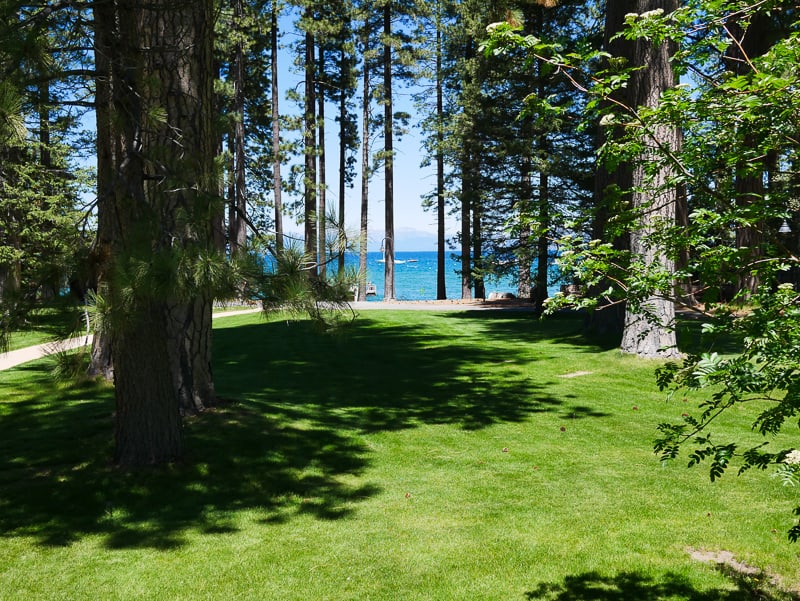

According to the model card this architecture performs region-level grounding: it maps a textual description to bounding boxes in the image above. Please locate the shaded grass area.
[1,309,799,600]
[0,368,374,550]
[4,301,255,352]
[214,311,594,433]
[4,299,86,351]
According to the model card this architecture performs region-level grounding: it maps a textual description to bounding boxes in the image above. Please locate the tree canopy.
[4,2,800,544]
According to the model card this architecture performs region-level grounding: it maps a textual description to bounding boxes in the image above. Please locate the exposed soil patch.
[688,547,800,599]
[558,371,593,378]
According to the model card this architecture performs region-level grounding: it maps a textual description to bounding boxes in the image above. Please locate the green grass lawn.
[3,300,87,351]
[3,302,255,352]
[1,309,799,600]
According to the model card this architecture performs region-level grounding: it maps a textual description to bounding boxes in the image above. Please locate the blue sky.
[277,15,456,252]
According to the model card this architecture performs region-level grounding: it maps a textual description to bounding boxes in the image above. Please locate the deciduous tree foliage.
[488,0,800,536]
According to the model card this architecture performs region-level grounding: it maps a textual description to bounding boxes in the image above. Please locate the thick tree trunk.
[619,0,679,359]
[585,0,634,339]
[166,295,215,414]
[113,301,181,465]
[103,0,217,464]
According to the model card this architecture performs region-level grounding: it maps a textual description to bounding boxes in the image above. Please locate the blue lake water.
[338,251,560,301]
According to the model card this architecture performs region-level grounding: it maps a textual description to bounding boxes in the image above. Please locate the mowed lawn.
[1,309,799,600]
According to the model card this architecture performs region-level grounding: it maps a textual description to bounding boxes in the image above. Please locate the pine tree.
[271,0,285,252]
[0,2,88,348]
[95,0,220,464]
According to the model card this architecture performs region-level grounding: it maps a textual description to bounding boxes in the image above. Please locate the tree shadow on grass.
[443,310,623,352]
[447,308,744,358]
[524,569,798,600]
[674,316,744,357]
[0,366,376,550]
[213,313,582,434]
[0,310,604,550]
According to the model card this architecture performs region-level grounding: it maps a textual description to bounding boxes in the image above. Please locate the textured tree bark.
[230,0,248,255]
[166,296,215,415]
[619,0,680,359]
[113,301,181,465]
[87,0,116,380]
[102,0,217,464]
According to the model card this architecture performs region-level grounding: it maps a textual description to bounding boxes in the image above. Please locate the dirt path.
[0,308,263,372]
[0,336,93,372]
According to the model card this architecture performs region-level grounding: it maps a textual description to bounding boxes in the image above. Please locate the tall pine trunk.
[357,23,371,302]
[472,191,484,299]
[533,168,550,312]
[88,0,116,380]
[303,25,318,277]
[460,148,473,300]
[338,46,348,275]
[230,0,247,254]
[619,0,680,359]
[435,19,446,300]
[271,2,284,253]
[518,120,533,300]
[382,5,395,301]
[318,45,327,280]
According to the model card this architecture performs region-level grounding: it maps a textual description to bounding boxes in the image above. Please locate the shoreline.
[350,298,537,311]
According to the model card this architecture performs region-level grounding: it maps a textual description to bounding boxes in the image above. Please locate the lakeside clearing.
[1,309,798,600]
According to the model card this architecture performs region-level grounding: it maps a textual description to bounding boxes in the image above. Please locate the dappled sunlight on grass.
[214,311,581,433]
[523,570,793,601]
[0,364,376,550]
[1,310,798,600]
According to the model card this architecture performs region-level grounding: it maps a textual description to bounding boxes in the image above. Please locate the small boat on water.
[377,259,406,264]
